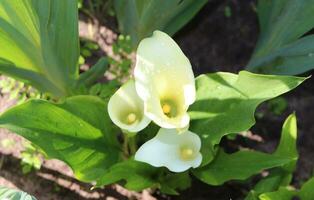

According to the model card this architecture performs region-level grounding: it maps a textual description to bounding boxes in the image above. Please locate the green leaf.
[114,0,207,47]
[96,159,159,191]
[250,176,314,200]
[77,57,109,88]
[274,113,298,172]
[244,169,293,200]
[96,160,191,192]
[254,169,292,193]
[58,96,119,147]
[193,149,295,186]
[0,95,119,183]
[247,0,314,75]
[259,187,297,200]
[255,0,314,53]
[159,172,191,195]
[248,35,314,75]
[299,177,314,200]
[0,0,79,96]
[189,71,305,149]
[0,186,37,200]
[244,114,298,200]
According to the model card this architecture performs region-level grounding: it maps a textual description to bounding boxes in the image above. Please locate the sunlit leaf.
[193,150,295,186]
[96,159,159,191]
[259,187,297,200]
[189,71,305,157]
[0,96,119,182]
[244,114,298,200]
[0,0,79,96]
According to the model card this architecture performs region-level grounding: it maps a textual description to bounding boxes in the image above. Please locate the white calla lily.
[134,30,196,129]
[108,80,151,133]
[135,128,202,172]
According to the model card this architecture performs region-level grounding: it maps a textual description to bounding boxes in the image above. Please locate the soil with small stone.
[1,0,313,200]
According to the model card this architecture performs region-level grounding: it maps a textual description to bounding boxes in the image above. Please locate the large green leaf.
[0,0,79,96]
[193,113,298,186]
[189,71,305,148]
[192,150,295,186]
[0,96,119,182]
[114,0,207,47]
[96,159,159,191]
[0,186,37,200]
[244,114,298,200]
[96,159,191,193]
[247,0,314,75]
[158,172,191,195]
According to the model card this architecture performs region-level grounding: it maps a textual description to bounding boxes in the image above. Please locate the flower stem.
[122,131,138,158]
[128,136,137,155]
[122,134,129,159]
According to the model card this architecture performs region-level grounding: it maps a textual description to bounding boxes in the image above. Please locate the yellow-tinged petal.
[134,30,196,129]
[108,80,151,133]
[135,128,202,172]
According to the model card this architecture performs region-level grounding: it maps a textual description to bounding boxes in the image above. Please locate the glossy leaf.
[193,150,294,186]
[244,114,298,200]
[245,169,293,200]
[193,113,298,186]
[96,159,191,193]
[247,0,314,75]
[189,71,305,148]
[0,96,119,183]
[259,187,297,200]
[250,176,314,200]
[159,172,191,195]
[299,177,314,200]
[96,159,159,191]
[114,0,207,47]
[0,186,37,200]
[0,0,79,96]
[274,113,298,172]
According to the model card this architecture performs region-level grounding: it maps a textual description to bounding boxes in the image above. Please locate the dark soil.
[1,0,314,200]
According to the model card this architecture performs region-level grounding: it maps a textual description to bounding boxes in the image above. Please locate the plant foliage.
[114,0,208,47]
[0,72,305,191]
[0,186,37,200]
[247,0,314,75]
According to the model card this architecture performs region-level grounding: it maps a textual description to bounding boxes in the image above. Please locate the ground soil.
[0,0,313,200]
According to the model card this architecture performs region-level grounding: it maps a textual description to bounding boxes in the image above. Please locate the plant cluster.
[0,0,313,199]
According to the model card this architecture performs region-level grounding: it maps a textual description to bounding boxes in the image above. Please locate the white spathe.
[135,128,202,172]
[134,30,196,129]
[108,80,151,133]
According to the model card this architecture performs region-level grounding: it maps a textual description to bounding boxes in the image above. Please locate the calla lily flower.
[108,80,151,133]
[134,30,196,129]
[135,128,202,172]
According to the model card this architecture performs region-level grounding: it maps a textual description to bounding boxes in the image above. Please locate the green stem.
[128,136,137,155]
[122,134,129,159]
[122,131,138,158]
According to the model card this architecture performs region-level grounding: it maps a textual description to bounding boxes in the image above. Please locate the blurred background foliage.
[247,0,314,75]
[114,0,208,47]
